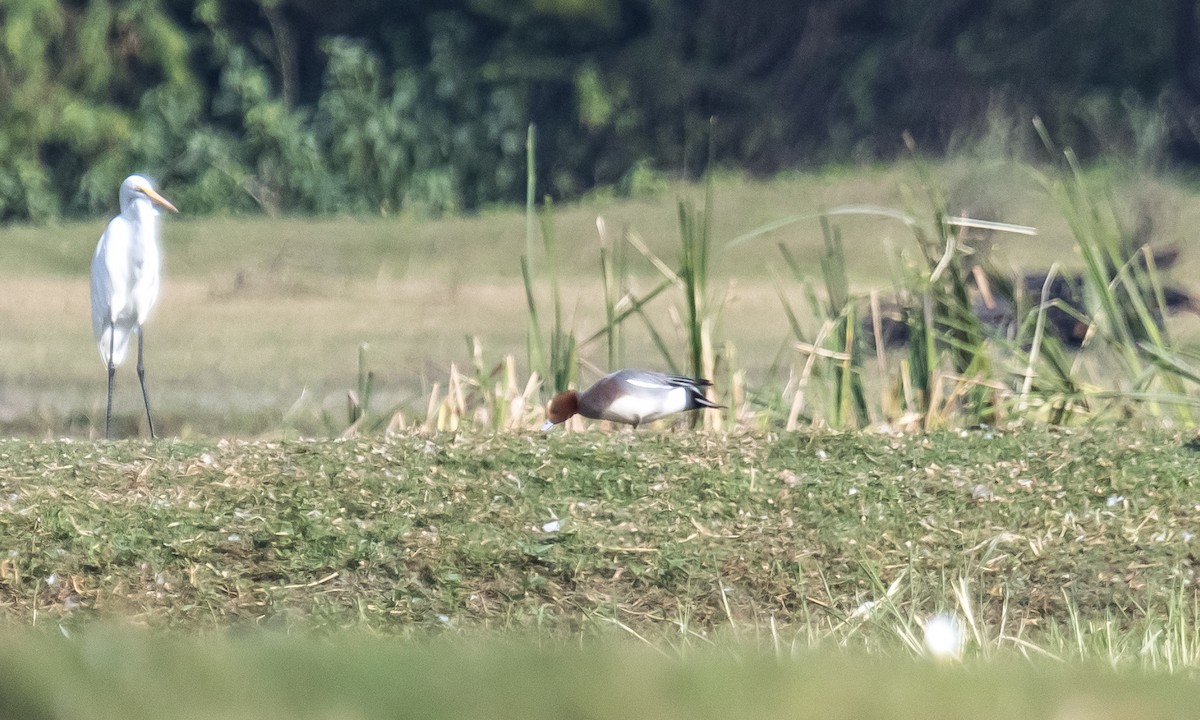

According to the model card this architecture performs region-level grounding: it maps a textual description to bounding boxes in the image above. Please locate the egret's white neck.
[124,196,161,222]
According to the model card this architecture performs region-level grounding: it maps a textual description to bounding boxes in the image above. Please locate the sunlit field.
[6,161,1200,717]
[4,161,1200,437]
[5,170,912,436]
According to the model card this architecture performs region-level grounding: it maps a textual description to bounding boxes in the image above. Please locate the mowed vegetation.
[4,427,1198,646]
[3,428,1200,717]
[6,162,1200,715]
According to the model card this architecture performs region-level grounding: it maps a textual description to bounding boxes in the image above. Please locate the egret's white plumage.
[90,174,177,438]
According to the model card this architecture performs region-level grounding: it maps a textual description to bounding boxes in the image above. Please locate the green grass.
[1,428,1200,716]
[10,160,1200,716]
[5,631,1200,720]
[5,163,1200,437]
[1,428,1197,653]
[7,161,1200,715]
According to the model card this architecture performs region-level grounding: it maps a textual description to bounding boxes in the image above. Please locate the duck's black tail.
[665,374,725,410]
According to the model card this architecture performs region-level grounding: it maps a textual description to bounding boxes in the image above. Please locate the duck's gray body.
[577,370,719,427]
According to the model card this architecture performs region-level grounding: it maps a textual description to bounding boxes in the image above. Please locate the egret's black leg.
[136,327,156,439]
[106,320,116,440]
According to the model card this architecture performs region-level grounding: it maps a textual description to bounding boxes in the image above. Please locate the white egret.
[90,174,178,439]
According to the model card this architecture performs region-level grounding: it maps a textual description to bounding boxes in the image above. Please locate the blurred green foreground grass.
[2,630,1200,720]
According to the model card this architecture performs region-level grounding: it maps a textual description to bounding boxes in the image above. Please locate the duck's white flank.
[599,385,689,425]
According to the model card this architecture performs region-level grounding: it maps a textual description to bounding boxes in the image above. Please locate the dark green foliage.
[2,0,1199,220]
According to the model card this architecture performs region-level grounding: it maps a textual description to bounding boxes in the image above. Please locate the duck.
[542,369,722,430]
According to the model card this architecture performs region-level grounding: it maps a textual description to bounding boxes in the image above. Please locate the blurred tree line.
[3,0,1200,220]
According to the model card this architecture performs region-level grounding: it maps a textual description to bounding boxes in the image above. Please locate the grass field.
[4,161,1200,437]
[1,429,1197,650]
[2,428,1200,716]
[5,161,1200,716]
